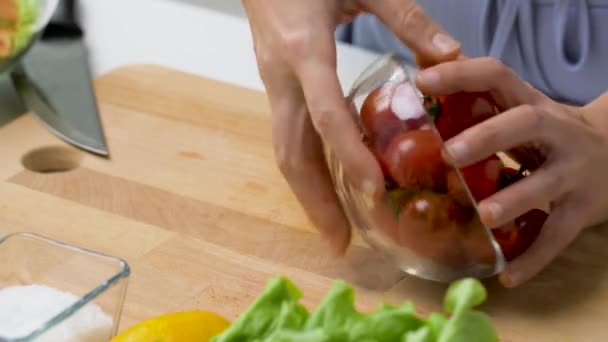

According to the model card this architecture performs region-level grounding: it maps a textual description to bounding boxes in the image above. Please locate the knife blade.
[10,0,109,156]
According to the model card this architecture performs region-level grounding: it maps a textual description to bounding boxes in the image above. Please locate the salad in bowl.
[0,0,58,73]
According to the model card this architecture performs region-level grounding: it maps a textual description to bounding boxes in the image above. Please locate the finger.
[272,101,352,255]
[255,34,358,255]
[478,165,573,227]
[416,57,544,108]
[361,0,461,67]
[442,105,556,168]
[499,197,584,287]
[261,62,353,255]
[287,157,353,255]
[295,41,384,197]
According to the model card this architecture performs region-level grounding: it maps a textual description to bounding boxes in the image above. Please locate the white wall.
[175,0,245,17]
[76,0,380,93]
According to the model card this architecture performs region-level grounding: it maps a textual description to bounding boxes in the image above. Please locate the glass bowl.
[0,232,130,342]
[0,0,59,74]
[325,54,507,282]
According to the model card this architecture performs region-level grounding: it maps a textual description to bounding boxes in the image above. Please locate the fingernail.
[485,201,504,222]
[416,69,440,88]
[445,140,468,164]
[498,272,512,287]
[432,33,460,54]
[500,269,520,288]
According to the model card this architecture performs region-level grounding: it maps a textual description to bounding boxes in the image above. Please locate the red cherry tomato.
[446,171,468,206]
[434,92,499,140]
[364,139,392,176]
[360,83,405,153]
[382,130,446,191]
[360,83,407,176]
[459,217,504,266]
[396,191,468,259]
[447,155,503,204]
[492,209,547,261]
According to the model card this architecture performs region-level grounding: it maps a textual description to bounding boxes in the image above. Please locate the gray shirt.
[336,0,608,105]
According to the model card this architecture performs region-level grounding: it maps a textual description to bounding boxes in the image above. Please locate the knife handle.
[52,0,76,24]
[44,0,82,39]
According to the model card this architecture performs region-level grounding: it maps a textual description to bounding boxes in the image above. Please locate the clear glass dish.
[325,54,507,282]
[0,232,130,342]
[0,0,59,74]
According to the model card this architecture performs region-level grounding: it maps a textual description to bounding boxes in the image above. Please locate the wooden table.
[1,65,607,341]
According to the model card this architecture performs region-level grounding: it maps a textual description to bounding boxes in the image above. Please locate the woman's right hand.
[242,0,461,255]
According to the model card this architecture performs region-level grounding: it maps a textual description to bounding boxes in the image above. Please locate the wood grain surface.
[0,65,607,341]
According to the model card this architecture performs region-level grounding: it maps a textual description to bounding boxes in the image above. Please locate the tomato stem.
[423,96,442,121]
[498,165,527,190]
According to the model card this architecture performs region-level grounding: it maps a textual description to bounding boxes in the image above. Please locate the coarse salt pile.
[0,284,113,342]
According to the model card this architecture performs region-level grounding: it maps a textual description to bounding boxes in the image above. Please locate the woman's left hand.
[416,57,608,288]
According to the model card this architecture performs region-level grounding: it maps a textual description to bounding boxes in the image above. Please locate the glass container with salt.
[0,232,130,342]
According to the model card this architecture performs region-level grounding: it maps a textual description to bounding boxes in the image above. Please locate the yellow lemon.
[110,310,230,342]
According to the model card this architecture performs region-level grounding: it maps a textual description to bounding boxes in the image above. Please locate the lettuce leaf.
[11,0,40,53]
[211,277,498,342]
[438,278,497,342]
[211,277,309,342]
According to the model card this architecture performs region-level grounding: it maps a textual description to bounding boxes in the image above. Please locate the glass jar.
[324,54,507,282]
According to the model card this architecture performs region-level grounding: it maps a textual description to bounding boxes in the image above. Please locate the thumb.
[361,0,461,67]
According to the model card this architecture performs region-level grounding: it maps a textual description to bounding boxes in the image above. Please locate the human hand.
[242,0,461,254]
[416,57,608,287]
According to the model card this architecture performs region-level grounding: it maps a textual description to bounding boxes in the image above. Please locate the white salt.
[0,284,113,342]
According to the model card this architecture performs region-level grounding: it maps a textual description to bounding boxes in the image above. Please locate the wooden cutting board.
[0,65,607,341]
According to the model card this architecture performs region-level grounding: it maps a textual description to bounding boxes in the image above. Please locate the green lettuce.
[11,0,40,53]
[0,0,40,56]
[211,277,498,342]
